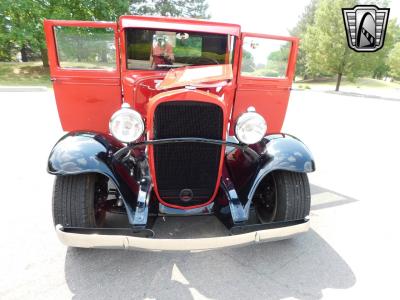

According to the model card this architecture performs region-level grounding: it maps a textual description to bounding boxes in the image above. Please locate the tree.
[289,0,320,79]
[130,0,210,19]
[0,0,130,66]
[361,0,392,77]
[241,49,256,73]
[300,0,399,90]
[302,0,398,91]
[369,18,400,79]
[303,0,355,90]
[0,15,15,61]
[388,42,400,79]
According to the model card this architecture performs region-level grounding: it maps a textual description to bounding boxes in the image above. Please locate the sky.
[208,0,400,36]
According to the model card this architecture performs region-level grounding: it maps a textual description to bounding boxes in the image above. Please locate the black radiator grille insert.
[153,101,223,207]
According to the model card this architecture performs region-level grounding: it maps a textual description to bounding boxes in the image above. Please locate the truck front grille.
[153,101,223,207]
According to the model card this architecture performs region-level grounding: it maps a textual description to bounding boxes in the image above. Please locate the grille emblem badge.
[179,189,193,202]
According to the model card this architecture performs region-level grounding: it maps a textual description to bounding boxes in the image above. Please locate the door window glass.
[241,37,291,78]
[54,26,116,70]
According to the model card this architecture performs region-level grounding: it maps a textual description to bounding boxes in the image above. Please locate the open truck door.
[44,20,122,133]
[232,33,298,133]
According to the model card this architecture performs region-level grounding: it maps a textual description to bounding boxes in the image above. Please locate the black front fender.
[48,132,139,203]
[226,134,315,203]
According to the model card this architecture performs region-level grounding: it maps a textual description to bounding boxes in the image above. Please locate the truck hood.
[156,64,233,90]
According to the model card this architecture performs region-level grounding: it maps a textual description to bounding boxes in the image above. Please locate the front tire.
[254,171,311,223]
[52,174,108,227]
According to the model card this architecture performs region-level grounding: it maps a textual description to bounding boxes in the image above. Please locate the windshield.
[126,29,234,70]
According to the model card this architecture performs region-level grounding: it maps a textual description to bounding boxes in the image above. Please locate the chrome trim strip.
[55,221,309,251]
[113,137,247,161]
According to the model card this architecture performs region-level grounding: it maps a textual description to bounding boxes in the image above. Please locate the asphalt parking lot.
[1,88,399,299]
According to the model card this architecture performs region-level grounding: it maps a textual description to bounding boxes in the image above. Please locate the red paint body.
[44,16,299,209]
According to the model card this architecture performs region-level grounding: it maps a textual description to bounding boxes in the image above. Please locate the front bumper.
[55,220,310,251]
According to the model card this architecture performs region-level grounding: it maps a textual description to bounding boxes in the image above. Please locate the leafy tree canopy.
[0,0,209,65]
[0,0,130,65]
[289,0,319,78]
[301,0,399,90]
[388,42,400,79]
[130,0,210,19]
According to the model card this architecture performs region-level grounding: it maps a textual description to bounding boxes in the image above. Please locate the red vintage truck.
[44,15,315,251]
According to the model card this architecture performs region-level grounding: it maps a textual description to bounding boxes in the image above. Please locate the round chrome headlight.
[235,109,267,144]
[109,104,144,143]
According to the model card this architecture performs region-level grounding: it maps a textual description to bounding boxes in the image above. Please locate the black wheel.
[52,174,109,227]
[253,171,310,223]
